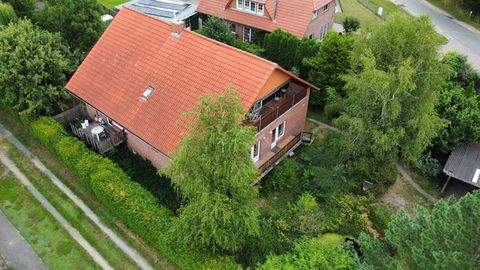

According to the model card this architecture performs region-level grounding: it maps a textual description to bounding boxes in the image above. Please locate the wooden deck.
[70,120,125,154]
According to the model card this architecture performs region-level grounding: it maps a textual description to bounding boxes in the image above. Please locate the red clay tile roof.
[198,0,332,37]
[66,8,313,156]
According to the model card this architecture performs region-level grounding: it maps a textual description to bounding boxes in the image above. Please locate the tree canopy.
[3,0,34,18]
[257,236,357,270]
[333,15,449,165]
[0,2,17,26]
[164,89,260,253]
[304,32,353,107]
[0,19,72,115]
[33,0,104,52]
[386,190,480,269]
[198,16,236,46]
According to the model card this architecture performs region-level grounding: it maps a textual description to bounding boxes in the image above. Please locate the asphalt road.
[0,210,47,270]
[391,0,480,71]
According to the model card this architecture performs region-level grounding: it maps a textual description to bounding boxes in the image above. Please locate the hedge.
[29,117,239,269]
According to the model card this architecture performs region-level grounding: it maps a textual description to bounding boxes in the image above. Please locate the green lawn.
[0,108,171,269]
[336,0,383,29]
[98,0,129,9]
[0,164,99,270]
[0,139,139,270]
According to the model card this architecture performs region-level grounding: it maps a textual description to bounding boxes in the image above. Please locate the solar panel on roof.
[131,4,175,18]
[137,0,189,11]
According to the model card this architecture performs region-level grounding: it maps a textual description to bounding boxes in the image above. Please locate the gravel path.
[0,151,114,270]
[0,123,154,270]
[0,209,46,270]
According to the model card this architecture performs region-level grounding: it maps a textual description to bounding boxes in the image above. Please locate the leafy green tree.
[0,20,72,115]
[0,2,17,26]
[263,29,298,69]
[33,0,104,52]
[335,15,448,165]
[257,237,358,270]
[304,32,353,107]
[3,0,34,17]
[263,29,319,75]
[164,89,260,253]
[386,190,480,269]
[343,17,360,33]
[433,81,480,155]
[199,16,236,46]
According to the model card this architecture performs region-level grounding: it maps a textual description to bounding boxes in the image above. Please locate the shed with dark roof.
[442,143,480,191]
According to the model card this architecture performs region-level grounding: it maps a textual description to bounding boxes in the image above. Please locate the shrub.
[29,117,239,269]
[267,158,302,191]
[416,152,441,178]
[368,203,392,235]
[342,17,360,33]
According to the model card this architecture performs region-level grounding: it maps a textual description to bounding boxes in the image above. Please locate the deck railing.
[250,85,307,131]
[70,121,125,154]
[259,133,302,173]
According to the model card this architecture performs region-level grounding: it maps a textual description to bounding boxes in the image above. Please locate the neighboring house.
[197,0,335,42]
[65,8,316,175]
[116,0,199,28]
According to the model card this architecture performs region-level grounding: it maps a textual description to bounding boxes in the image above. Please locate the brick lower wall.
[84,104,171,168]
[254,91,310,168]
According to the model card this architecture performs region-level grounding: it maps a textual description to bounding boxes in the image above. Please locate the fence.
[357,0,389,20]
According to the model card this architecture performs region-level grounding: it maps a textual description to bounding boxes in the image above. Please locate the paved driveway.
[392,0,480,71]
[0,210,46,270]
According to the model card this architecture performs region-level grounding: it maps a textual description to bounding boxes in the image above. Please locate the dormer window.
[236,0,264,16]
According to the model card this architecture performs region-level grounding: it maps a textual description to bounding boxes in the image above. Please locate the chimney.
[170,22,185,38]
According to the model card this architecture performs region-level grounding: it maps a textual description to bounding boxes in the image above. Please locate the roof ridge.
[123,7,279,69]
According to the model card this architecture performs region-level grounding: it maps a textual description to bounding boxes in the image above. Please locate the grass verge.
[336,0,383,29]
[0,164,99,269]
[0,108,171,269]
[0,139,139,270]
[98,0,129,9]
[426,0,480,30]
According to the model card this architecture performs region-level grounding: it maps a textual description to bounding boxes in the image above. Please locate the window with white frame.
[320,23,329,39]
[251,141,260,162]
[236,0,264,15]
[322,3,329,13]
[312,10,318,20]
[271,121,286,148]
[243,26,253,42]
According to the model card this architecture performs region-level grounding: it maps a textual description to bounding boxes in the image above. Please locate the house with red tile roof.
[66,8,316,174]
[197,0,335,42]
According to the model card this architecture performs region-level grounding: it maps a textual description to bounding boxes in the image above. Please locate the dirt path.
[0,123,154,270]
[0,151,113,270]
[308,118,438,204]
[396,163,437,204]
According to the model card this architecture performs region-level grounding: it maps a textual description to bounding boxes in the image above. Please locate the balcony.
[249,83,308,131]
[70,118,125,155]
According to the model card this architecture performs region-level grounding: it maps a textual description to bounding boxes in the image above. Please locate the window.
[237,0,243,9]
[251,141,260,162]
[322,3,329,13]
[244,0,250,10]
[257,4,264,15]
[141,86,154,100]
[237,0,264,16]
[312,10,318,19]
[271,121,286,148]
[320,23,329,39]
[243,27,253,42]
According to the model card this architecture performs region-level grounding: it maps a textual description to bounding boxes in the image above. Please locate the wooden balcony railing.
[250,84,307,131]
[259,133,302,173]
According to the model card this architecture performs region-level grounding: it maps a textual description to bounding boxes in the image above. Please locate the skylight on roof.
[141,86,155,100]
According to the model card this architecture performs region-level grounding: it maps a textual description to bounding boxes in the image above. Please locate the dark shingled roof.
[443,143,480,188]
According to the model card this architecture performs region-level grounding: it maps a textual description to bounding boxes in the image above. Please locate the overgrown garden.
[1,1,480,269]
